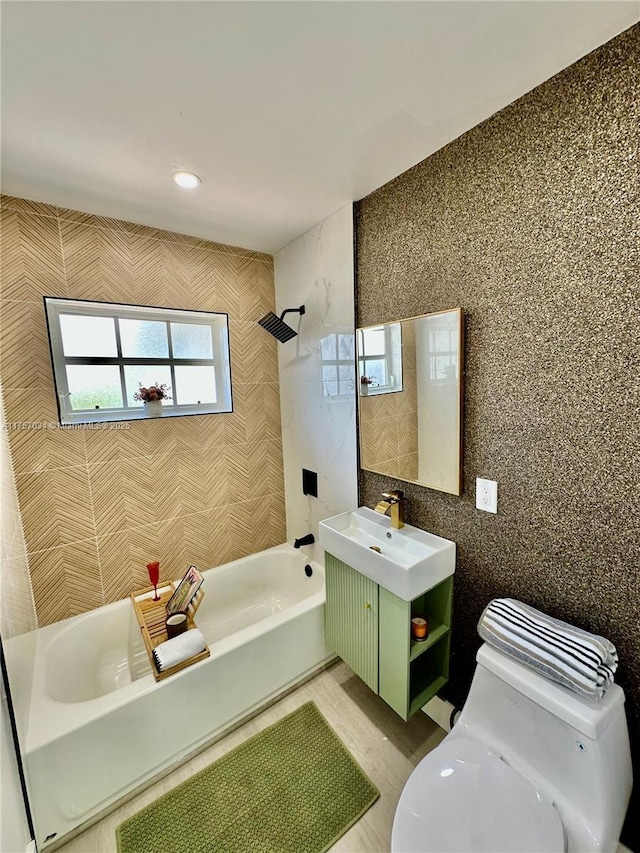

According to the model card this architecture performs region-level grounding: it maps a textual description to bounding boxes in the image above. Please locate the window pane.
[364,359,387,386]
[362,327,385,356]
[322,365,337,383]
[338,334,354,360]
[171,323,213,359]
[60,314,117,357]
[67,365,122,410]
[174,366,217,405]
[431,329,453,353]
[339,364,355,395]
[119,319,168,358]
[323,381,339,397]
[124,366,173,407]
[320,335,337,360]
[431,355,456,381]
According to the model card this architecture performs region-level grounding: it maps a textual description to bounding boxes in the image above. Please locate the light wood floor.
[55,661,446,853]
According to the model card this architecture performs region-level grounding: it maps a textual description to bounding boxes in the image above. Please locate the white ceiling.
[2,1,639,254]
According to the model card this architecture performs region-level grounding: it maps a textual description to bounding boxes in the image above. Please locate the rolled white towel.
[152,628,206,672]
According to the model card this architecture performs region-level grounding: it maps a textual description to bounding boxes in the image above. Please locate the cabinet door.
[325,553,379,693]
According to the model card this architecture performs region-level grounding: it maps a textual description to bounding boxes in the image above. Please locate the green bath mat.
[116,701,379,853]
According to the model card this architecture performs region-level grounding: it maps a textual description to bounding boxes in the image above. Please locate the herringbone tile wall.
[0,195,285,627]
[0,385,38,639]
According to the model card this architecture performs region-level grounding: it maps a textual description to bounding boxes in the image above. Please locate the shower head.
[258,305,305,343]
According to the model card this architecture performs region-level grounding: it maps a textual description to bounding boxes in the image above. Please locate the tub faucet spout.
[294,533,315,549]
[375,490,404,529]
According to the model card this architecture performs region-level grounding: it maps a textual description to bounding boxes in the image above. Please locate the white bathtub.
[4,544,333,849]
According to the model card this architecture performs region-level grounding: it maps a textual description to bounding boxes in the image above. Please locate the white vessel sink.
[318,507,455,601]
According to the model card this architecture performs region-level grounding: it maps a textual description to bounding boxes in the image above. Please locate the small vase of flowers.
[134,383,171,418]
[360,376,373,396]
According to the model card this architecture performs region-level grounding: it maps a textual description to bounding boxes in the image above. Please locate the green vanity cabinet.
[325,552,453,721]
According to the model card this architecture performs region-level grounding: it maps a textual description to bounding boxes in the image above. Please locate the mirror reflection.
[358,323,403,396]
[357,308,464,495]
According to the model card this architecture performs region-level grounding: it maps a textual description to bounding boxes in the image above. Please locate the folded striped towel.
[478,598,618,700]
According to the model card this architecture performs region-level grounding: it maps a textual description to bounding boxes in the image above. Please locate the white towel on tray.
[478,598,618,700]
[152,628,206,673]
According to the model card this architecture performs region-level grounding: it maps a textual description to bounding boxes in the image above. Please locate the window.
[357,323,403,396]
[426,323,459,383]
[44,298,232,424]
[320,333,356,398]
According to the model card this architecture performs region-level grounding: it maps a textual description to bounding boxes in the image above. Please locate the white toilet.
[392,643,633,853]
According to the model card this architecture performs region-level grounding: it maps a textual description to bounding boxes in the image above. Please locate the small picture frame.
[166,565,204,616]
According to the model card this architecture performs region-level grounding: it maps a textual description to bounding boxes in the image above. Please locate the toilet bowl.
[393,735,564,853]
[392,644,632,853]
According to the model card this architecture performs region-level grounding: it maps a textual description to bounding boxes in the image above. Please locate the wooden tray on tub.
[131,583,210,682]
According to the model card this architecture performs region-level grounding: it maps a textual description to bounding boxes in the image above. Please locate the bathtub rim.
[4,543,325,754]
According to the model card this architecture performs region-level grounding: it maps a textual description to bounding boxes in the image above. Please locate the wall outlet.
[476,477,498,513]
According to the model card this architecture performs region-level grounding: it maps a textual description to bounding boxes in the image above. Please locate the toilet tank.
[453,644,632,853]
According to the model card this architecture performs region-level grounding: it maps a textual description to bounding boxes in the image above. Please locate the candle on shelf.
[411,616,429,641]
[166,613,188,638]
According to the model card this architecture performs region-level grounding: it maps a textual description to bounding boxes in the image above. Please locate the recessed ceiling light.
[172,171,202,189]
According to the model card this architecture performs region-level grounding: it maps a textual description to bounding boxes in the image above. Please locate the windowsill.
[359,385,403,397]
[59,404,232,425]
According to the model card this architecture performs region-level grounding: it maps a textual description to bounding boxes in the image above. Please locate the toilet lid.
[391,736,565,853]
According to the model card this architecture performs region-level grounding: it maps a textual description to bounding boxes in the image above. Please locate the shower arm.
[279,305,306,322]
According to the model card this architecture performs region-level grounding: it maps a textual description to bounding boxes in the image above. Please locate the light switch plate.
[476,477,498,513]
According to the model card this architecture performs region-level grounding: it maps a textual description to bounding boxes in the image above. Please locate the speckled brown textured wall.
[357,24,640,844]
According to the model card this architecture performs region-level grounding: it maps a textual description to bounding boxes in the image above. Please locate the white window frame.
[357,323,403,396]
[44,297,233,424]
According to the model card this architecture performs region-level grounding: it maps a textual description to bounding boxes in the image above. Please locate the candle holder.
[411,615,429,641]
[166,612,188,638]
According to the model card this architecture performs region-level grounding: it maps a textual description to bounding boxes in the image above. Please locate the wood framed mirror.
[357,308,464,495]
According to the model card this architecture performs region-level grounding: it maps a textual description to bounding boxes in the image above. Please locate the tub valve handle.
[294,533,315,549]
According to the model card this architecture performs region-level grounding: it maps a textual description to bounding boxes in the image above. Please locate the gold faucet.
[375,489,405,529]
